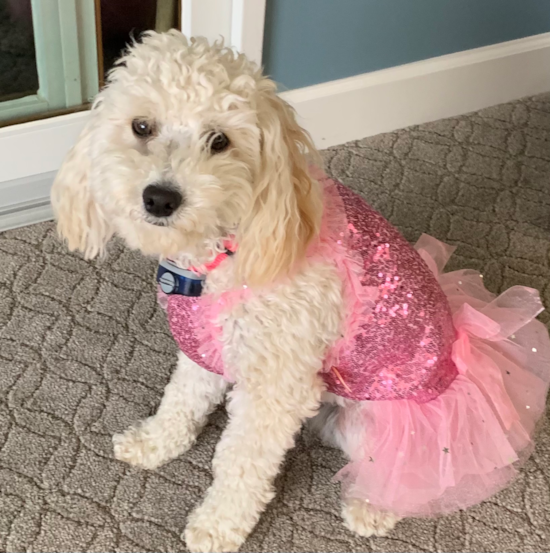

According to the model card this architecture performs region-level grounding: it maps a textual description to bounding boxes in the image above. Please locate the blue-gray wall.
[262,0,550,90]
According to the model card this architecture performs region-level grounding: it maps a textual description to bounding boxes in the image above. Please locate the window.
[0,0,180,127]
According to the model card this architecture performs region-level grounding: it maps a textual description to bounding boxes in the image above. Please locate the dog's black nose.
[142,184,183,218]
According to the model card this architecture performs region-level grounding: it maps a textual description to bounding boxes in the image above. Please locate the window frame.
[0,0,99,122]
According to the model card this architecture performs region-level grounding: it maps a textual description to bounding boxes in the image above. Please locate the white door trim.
[179,0,267,65]
[180,0,233,46]
[0,111,89,183]
[231,0,267,66]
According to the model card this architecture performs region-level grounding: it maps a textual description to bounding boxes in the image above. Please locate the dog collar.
[188,242,236,274]
[157,241,237,297]
[157,260,206,297]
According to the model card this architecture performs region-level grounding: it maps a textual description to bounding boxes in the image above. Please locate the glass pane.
[99,0,180,77]
[0,0,39,102]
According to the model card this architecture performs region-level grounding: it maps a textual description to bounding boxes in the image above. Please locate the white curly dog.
[52,31,398,552]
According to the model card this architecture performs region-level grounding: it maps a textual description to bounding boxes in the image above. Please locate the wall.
[262,0,550,90]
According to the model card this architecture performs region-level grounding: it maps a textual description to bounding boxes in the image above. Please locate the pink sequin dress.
[161,170,550,517]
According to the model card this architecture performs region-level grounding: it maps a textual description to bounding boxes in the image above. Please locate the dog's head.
[52,31,321,286]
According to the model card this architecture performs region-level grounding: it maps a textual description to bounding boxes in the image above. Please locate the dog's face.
[52,31,321,285]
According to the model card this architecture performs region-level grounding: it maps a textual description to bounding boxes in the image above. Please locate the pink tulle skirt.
[338,234,550,517]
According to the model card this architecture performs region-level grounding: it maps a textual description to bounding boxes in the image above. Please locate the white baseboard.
[1,32,550,231]
[280,32,550,148]
[0,172,56,231]
[0,200,53,233]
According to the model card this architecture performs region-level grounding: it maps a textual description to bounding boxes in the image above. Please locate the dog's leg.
[321,404,400,537]
[342,497,399,537]
[184,365,323,552]
[113,352,227,469]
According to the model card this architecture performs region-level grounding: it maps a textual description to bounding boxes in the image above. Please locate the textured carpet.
[1,93,550,553]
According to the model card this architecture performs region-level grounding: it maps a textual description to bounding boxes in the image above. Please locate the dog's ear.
[51,117,112,258]
[236,87,322,287]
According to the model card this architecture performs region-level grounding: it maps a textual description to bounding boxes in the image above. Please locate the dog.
[51,30,550,552]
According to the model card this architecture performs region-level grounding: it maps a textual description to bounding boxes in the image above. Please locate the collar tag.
[157,259,205,297]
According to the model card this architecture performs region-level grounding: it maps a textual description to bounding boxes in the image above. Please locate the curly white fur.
[51,31,399,552]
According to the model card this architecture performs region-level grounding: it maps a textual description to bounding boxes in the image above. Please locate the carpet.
[1,93,549,552]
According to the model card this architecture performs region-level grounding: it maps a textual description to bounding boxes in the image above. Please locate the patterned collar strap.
[157,239,237,297]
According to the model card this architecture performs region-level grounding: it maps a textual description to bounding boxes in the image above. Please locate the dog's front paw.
[342,498,399,538]
[184,523,244,553]
[113,420,178,470]
[184,503,248,553]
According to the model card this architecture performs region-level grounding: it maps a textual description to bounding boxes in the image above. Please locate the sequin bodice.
[321,183,457,402]
[165,179,458,403]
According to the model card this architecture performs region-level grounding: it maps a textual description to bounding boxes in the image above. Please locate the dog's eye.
[132,119,154,138]
[208,132,230,154]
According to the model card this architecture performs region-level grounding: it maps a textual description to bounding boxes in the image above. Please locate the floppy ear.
[236,88,323,287]
[51,118,112,258]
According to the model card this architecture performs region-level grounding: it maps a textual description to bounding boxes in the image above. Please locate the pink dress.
[161,171,550,517]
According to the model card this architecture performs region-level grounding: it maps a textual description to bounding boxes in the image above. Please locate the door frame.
[180,0,266,66]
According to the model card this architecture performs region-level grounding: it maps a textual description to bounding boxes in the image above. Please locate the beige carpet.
[1,93,549,552]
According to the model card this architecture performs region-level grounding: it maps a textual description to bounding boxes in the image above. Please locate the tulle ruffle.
[338,234,550,517]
